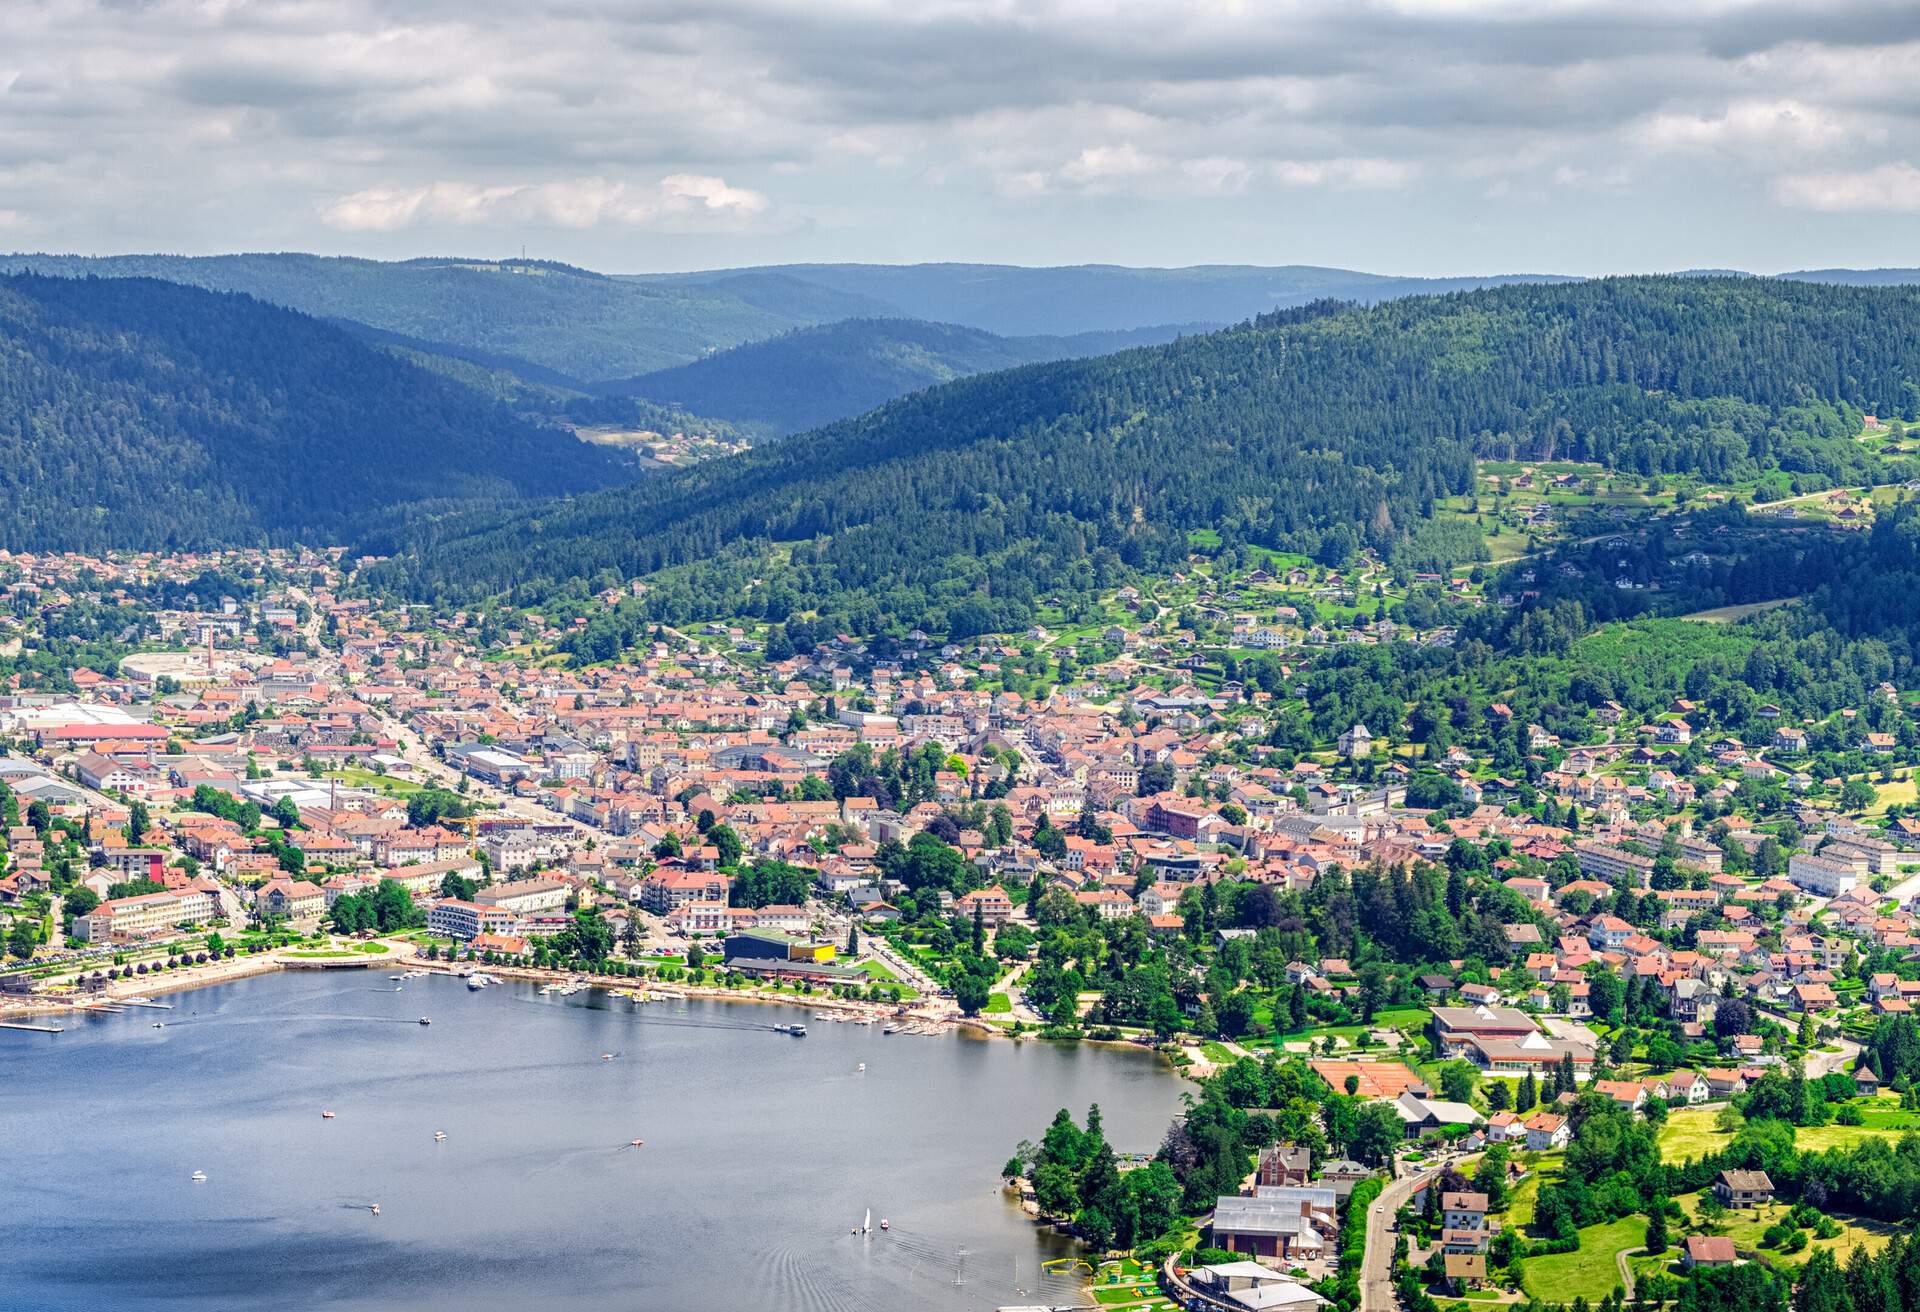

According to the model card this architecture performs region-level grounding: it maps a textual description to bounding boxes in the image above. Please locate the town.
[1,524,1918,1312]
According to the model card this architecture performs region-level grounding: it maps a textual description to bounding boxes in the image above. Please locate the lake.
[0,969,1187,1312]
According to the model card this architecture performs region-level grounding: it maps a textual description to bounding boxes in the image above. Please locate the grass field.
[1677,597,1801,623]
[1520,1215,1641,1302]
[1659,1104,1917,1162]
[985,992,1012,1014]
[1672,1194,1894,1266]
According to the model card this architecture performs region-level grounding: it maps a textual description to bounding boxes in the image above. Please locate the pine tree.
[1518,1070,1537,1113]
[1644,1201,1669,1255]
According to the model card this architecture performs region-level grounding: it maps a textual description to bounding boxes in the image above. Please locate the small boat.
[434,1131,447,1142]
[629,1139,645,1148]
[601,1053,615,1061]
[418,1017,432,1026]
[152,1022,165,1029]
[389,975,405,981]
[321,1110,336,1119]
[856,1063,866,1072]
[779,1023,807,1037]
[190,1171,207,1182]
[879,1219,888,1231]
[369,1204,380,1216]
[882,1024,899,1035]
[862,1208,872,1235]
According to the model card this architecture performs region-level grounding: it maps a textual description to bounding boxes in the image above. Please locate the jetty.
[0,1019,64,1033]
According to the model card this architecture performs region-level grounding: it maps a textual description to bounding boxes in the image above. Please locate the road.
[1360,1165,1437,1312]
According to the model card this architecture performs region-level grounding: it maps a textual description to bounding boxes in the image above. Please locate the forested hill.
[0,274,638,551]
[0,254,883,380]
[604,318,1199,436]
[370,277,1920,638]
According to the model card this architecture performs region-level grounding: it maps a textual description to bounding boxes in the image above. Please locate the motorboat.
[321,1110,336,1119]
[601,1053,615,1061]
[879,1219,888,1231]
[629,1139,645,1148]
[857,1063,866,1072]
[419,1017,432,1025]
[190,1171,207,1182]
[369,1204,380,1216]
[434,1131,447,1142]
[782,1023,808,1037]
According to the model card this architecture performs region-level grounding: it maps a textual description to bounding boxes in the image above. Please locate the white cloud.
[1774,161,1920,213]
[1638,98,1859,156]
[1272,158,1416,189]
[4,0,1920,266]
[321,174,769,231]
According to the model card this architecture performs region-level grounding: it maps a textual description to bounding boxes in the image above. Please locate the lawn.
[1658,1105,1914,1162]
[1520,1215,1642,1302]
[985,992,1013,1014]
[1655,1107,1734,1162]
[323,767,424,796]
[1671,1194,1894,1267]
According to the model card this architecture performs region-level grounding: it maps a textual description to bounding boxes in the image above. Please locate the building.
[1441,1191,1488,1232]
[953,885,1014,927]
[1787,852,1858,898]
[72,887,215,942]
[258,878,325,923]
[1255,1145,1312,1189]
[1210,1188,1337,1262]
[1444,1253,1487,1293]
[475,877,570,915]
[1713,1169,1774,1209]
[639,866,732,914]
[428,898,520,941]
[1574,841,1656,887]
[723,929,837,965]
[1683,1235,1737,1270]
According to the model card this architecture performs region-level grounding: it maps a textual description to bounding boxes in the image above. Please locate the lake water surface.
[0,969,1186,1312]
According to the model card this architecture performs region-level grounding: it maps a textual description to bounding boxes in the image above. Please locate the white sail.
[862,1208,871,1234]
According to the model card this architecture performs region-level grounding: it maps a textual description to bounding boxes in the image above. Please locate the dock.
[118,998,174,1009]
[0,1019,65,1033]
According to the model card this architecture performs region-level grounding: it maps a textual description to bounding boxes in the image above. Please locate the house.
[1714,1169,1774,1209]
[1337,724,1373,759]
[1256,1145,1312,1189]
[1442,1191,1489,1232]
[1523,1111,1570,1151]
[953,885,1014,927]
[1444,1253,1487,1293]
[1683,1235,1737,1270]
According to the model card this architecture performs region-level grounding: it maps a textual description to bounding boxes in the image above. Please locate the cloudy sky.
[4,0,1920,274]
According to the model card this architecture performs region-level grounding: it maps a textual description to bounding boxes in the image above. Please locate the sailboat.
[863,1208,872,1234]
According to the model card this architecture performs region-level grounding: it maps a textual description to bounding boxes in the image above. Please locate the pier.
[0,1019,65,1033]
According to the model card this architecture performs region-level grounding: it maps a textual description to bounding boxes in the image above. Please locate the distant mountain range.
[602,317,1204,436]
[0,253,877,382]
[0,273,636,551]
[625,262,1585,338]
